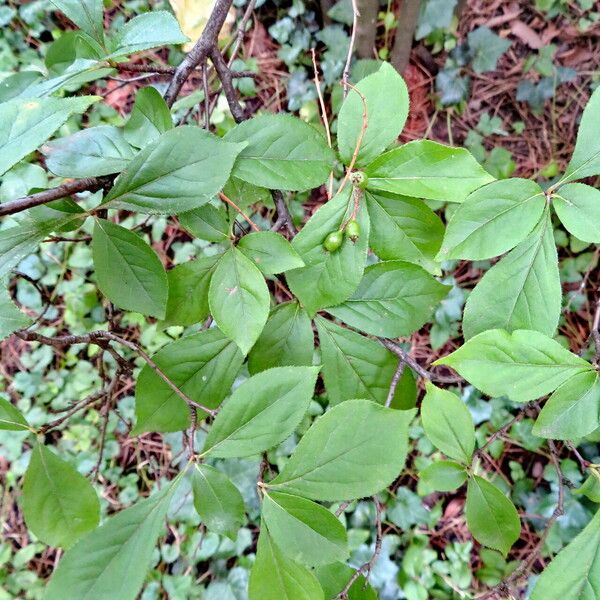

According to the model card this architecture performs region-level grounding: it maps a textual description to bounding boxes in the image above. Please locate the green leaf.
[421,382,475,463]
[248,302,314,374]
[315,316,404,406]
[224,114,335,191]
[553,183,600,243]
[315,563,377,600]
[43,125,135,177]
[45,478,181,600]
[462,210,560,339]
[249,527,324,600]
[0,216,81,280]
[103,126,245,214]
[22,443,100,548]
[419,461,468,493]
[531,508,600,599]
[262,492,348,567]
[364,140,494,202]
[49,0,104,44]
[92,219,168,318]
[163,255,220,327]
[573,471,600,504]
[124,86,173,148]
[0,284,31,340]
[435,329,592,403]
[327,261,449,338]
[191,464,245,540]
[437,178,545,260]
[179,205,230,243]
[202,366,320,458]
[561,85,600,184]
[365,190,444,273]
[465,475,520,556]
[0,397,29,431]
[337,62,409,167]
[533,371,600,440]
[269,400,415,501]
[107,11,188,58]
[467,26,511,73]
[286,190,370,315]
[0,95,98,176]
[133,328,243,434]
[238,231,305,275]
[208,247,270,355]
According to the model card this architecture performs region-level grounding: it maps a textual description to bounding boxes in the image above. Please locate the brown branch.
[15,329,217,418]
[270,190,295,235]
[0,177,110,217]
[337,496,383,599]
[390,0,421,74]
[163,0,235,107]
[218,191,259,232]
[385,359,406,408]
[210,47,245,123]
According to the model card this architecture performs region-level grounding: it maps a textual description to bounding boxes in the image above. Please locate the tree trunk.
[390,0,420,74]
[355,0,378,58]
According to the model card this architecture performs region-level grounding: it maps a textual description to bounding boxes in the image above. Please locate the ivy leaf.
[163,255,220,327]
[0,397,30,431]
[224,113,335,191]
[103,126,245,214]
[462,210,560,339]
[208,247,270,355]
[43,125,135,177]
[92,219,168,319]
[124,86,173,149]
[337,62,409,167]
[22,443,100,549]
[0,284,31,340]
[191,464,245,541]
[106,11,188,58]
[533,371,600,440]
[202,366,320,458]
[269,400,415,501]
[364,140,494,202]
[238,231,305,275]
[249,527,324,600]
[435,329,592,403]
[248,302,314,374]
[133,328,243,434]
[421,382,475,463]
[419,461,468,493]
[531,508,600,599]
[365,190,444,273]
[553,183,600,243]
[437,179,546,260]
[561,85,600,184]
[327,260,449,338]
[0,95,98,176]
[45,478,181,600]
[286,190,370,315]
[262,491,348,567]
[465,475,520,556]
[315,316,403,406]
[179,205,230,243]
[467,26,511,73]
[49,0,104,45]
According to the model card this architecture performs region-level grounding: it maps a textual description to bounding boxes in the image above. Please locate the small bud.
[345,219,360,242]
[349,171,368,189]
[323,230,344,252]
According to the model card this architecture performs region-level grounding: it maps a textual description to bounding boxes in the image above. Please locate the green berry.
[345,219,360,242]
[323,230,344,252]
[349,171,368,189]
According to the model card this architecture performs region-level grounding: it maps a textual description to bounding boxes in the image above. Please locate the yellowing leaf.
[168,0,234,51]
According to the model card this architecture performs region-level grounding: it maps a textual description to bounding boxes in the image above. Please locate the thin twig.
[218,191,259,232]
[337,81,368,195]
[337,496,383,599]
[210,47,245,123]
[342,0,360,98]
[385,359,406,408]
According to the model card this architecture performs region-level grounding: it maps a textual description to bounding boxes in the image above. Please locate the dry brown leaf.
[510,20,543,49]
